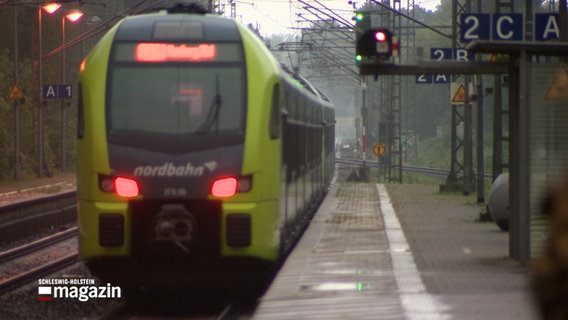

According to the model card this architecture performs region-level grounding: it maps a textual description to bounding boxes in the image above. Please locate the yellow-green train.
[77,4,334,286]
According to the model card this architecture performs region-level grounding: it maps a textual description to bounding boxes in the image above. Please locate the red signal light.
[211,177,238,198]
[375,31,387,42]
[114,177,139,198]
[356,29,393,58]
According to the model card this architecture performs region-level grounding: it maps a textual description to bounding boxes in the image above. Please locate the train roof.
[280,64,332,104]
[111,3,333,107]
[115,10,240,43]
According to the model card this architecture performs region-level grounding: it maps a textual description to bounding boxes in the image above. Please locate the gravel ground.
[0,237,78,283]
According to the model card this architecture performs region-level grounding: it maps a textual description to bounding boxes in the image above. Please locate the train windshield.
[106,42,246,153]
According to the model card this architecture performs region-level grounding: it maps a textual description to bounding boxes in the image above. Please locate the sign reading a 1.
[43,84,73,100]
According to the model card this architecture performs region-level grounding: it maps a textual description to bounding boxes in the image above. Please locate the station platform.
[0,172,75,206]
[252,182,539,320]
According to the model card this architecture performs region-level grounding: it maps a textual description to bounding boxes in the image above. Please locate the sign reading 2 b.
[460,13,559,43]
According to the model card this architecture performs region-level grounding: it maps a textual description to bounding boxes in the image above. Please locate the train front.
[77,11,282,285]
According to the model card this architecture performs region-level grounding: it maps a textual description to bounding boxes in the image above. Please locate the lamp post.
[60,10,83,172]
[38,2,61,177]
[14,5,20,179]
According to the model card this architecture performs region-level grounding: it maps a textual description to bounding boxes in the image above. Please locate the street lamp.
[38,2,61,177]
[43,3,61,14]
[66,10,84,23]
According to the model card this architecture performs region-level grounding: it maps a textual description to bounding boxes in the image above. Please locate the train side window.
[269,84,280,139]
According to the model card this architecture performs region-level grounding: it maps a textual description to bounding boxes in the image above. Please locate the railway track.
[335,157,493,180]
[93,299,239,320]
[0,227,79,295]
[0,191,76,243]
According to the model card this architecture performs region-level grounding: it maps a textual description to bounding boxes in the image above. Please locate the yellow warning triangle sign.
[451,84,466,103]
[8,85,24,99]
[545,66,568,100]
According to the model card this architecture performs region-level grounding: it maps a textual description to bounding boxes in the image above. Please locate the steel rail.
[0,227,77,262]
[0,252,78,295]
[0,191,77,243]
[335,158,492,180]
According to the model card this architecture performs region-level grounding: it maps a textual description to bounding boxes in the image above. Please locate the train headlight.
[99,174,140,198]
[99,176,115,193]
[236,176,252,193]
[210,175,252,198]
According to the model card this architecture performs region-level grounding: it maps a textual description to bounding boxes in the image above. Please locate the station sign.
[8,85,24,99]
[43,84,73,100]
[545,66,568,101]
[450,82,466,104]
[460,13,558,43]
[416,48,473,84]
[8,84,25,105]
[373,143,385,157]
[535,13,560,41]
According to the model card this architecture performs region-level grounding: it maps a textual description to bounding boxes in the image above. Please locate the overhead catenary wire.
[292,2,358,80]
[369,0,451,39]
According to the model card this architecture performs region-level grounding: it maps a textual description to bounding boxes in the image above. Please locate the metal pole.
[38,8,44,178]
[362,82,367,162]
[492,74,503,181]
[61,17,66,172]
[507,0,533,263]
[448,105,457,183]
[560,0,567,42]
[463,0,473,196]
[476,75,484,203]
[516,48,530,264]
[474,0,483,203]
[81,20,84,59]
[464,76,472,196]
[13,5,20,179]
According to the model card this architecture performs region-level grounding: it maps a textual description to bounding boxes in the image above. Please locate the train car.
[77,3,334,287]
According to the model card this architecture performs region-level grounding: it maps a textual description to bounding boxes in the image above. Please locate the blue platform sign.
[430,48,451,84]
[43,84,72,99]
[535,13,559,41]
[416,74,433,84]
[430,48,453,61]
[460,14,490,43]
[431,48,473,61]
[433,74,450,84]
[461,13,559,43]
[492,14,523,41]
[416,48,473,84]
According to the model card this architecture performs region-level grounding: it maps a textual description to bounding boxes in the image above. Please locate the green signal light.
[355,55,362,62]
[355,12,364,22]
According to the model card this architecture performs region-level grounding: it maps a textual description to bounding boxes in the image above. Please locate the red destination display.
[135,43,217,62]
